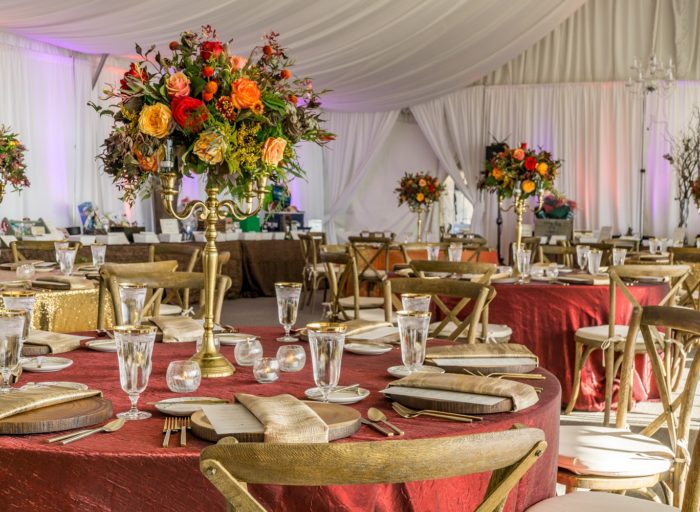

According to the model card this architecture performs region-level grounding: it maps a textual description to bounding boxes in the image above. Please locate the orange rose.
[230,78,261,109]
[261,137,287,167]
[512,148,525,161]
[522,180,536,194]
[229,55,248,70]
[418,178,427,187]
[536,162,548,176]
[416,192,425,202]
[165,72,190,98]
[133,147,161,173]
[492,167,504,181]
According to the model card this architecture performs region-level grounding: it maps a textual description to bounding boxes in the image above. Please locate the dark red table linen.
[0,328,560,512]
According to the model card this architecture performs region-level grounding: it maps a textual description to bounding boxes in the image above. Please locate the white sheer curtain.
[322,110,399,242]
[411,87,486,234]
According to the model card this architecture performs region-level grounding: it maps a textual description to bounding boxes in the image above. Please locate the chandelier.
[626,55,675,95]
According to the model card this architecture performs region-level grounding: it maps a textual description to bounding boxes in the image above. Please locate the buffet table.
[0,328,560,512]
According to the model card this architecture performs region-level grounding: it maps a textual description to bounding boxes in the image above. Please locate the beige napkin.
[34,275,95,290]
[23,330,86,354]
[236,393,329,443]
[341,319,393,337]
[151,316,204,342]
[426,343,538,364]
[0,386,101,420]
[388,372,538,411]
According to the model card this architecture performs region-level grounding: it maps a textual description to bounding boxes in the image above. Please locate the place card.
[160,218,180,234]
[200,404,264,435]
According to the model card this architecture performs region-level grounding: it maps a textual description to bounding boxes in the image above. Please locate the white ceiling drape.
[0,0,586,111]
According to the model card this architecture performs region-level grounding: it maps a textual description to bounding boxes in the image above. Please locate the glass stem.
[284,324,291,338]
[128,393,140,416]
[0,370,11,392]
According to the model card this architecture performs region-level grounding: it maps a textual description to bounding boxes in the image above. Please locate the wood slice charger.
[191,401,361,443]
[0,397,113,434]
[382,390,512,415]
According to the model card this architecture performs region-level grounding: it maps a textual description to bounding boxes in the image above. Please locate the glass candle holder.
[544,264,559,279]
[276,345,306,372]
[253,357,280,383]
[15,264,35,281]
[91,243,106,268]
[166,360,202,393]
[234,337,263,366]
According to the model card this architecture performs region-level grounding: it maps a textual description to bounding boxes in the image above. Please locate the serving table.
[0,328,560,512]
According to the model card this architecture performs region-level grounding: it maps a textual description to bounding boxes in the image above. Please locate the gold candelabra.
[411,205,428,242]
[0,182,4,204]
[159,171,267,378]
[498,181,545,268]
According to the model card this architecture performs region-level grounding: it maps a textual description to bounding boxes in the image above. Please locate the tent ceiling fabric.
[0,0,586,111]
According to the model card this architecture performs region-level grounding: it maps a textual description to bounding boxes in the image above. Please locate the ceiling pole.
[92,53,108,90]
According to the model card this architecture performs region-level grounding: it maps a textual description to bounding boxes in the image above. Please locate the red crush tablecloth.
[0,328,560,512]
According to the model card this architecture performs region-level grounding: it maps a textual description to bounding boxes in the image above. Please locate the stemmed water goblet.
[114,325,156,420]
[0,310,26,393]
[56,248,77,276]
[54,241,69,263]
[587,249,603,275]
[0,290,36,341]
[306,323,346,403]
[576,245,590,272]
[118,283,147,326]
[396,310,431,373]
[517,249,532,283]
[426,244,440,261]
[612,247,627,266]
[401,293,431,312]
[447,243,462,262]
[90,243,106,269]
[275,282,302,342]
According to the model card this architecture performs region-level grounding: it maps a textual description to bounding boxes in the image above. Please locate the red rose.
[524,156,537,171]
[520,142,528,150]
[280,69,291,80]
[200,41,224,61]
[120,63,148,90]
[263,45,273,56]
[171,96,208,132]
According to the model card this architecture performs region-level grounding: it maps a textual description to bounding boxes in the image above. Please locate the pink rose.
[261,137,287,167]
[229,55,247,70]
[165,72,191,98]
[512,148,525,161]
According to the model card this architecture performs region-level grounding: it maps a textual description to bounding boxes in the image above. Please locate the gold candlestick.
[159,171,267,378]
[499,186,545,271]
[0,182,4,204]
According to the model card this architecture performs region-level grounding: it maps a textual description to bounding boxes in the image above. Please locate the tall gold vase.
[159,172,267,378]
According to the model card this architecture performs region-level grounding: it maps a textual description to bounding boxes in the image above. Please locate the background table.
[0,328,560,512]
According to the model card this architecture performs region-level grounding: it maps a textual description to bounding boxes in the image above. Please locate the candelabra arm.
[218,198,264,221]
[162,199,207,221]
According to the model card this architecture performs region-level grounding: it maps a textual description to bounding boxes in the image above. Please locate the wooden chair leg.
[604,345,615,426]
[564,341,594,415]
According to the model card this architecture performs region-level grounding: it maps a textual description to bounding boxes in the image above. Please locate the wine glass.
[114,325,156,420]
[306,323,346,402]
[275,282,302,342]
[426,244,440,261]
[612,247,627,266]
[448,243,462,262]
[587,249,603,275]
[0,290,36,341]
[517,249,532,283]
[90,243,106,269]
[56,248,77,276]
[118,283,147,326]
[181,217,198,241]
[576,245,590,272]
[0,310,25,393]
[54,241,69,263]
[396,310,431,372]
[401,293,431,312]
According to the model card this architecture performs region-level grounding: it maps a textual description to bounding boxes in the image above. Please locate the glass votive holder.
[234,337,263,366]
[253,357,280,383]
[276,345,306,372]
[166,360,202,393]
[544,264,559,279]
[16,264,35,280]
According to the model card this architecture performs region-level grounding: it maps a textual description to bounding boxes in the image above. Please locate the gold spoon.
[56,418,126,445]
[367,407,404,435]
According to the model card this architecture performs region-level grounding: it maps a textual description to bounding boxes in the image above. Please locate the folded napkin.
[236,393,329,443]
[34,275,95,290]
[23,330,87,354]
[341,319,393,337]
[426,343,538,364]
[388,372,538,411]
[0,386,101,420]
[151,316,204,342]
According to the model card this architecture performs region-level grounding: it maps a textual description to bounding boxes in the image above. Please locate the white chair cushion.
[526,490,676,511]
[158,304,183,316]
[575,324,643,344]
[339,296,385,309]
[430,321,512,339]
[355,308,391,323]
[558,425,674,477]
[359,269,387,280]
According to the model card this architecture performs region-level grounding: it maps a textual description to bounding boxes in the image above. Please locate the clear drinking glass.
[118,283,147,326]
[253,357,280,383]
[166,360,202,393]
[276,345,306,372]
[56,248,77,276]
[659,238,670,254]
[587,249,603,275]
[612,247,627,266]
[576,245,590,271]
[0,290,36,340]
[545,264,559,279]
[427,244,441,261]
[512,243,524,272]
[90,243,106,269]
[396,310,431,372]
[448,243,463,262]
[307,323,347,402]
[233,337,263,366]
[181,217,198,242]
[401,293,431,312]
[114,325,156,420]
[0,310,25,392]
[517,249,532,283]
[54,241,69,262]
[275,282,302,342]
[648,239,658,255]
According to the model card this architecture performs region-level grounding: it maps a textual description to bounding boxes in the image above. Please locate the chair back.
[510,237,540,265]
[10,240,82,263]
[399,242,448,264]
[384,277,494,343]
[348,235,394,283]
[409,260,497,285]
[442,236,487,262]
[320,245,360,320]
[149,244,201,272]
[200,427,546,512]
[299,232,326,268]
[538,243,576,267]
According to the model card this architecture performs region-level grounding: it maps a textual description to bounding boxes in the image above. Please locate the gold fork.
[162,417,178,448]
[392,402,481,422]
[180,418,190,447]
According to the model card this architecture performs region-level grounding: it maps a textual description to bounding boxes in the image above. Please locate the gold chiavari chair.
[10,240,82,263]
[201,427,547,512]
[555,305,700,507]
[298,232,328,312]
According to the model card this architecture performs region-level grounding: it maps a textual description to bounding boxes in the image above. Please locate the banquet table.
[0,328,561,512]
[440,281,666,411]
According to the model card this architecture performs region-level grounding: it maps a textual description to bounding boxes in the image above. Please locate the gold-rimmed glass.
[0,290,36,340]
[90,243,106,269]
[275,282,302,342]
[56,247,77,276]
[306,323,347,402]
[401,293,431,312]
[114,325,156,420]
[396,310,431,372]
[0,310,26,392]
[118,283,147,326]
[53,240,69,262]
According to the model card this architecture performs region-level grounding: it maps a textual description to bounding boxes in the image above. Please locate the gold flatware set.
[162,417,190,448]
[391,402,482,423]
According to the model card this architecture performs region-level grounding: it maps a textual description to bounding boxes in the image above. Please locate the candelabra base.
[191,348,236,378]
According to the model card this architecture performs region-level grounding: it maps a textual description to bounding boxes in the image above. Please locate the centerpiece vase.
[500,193,544,275]
[159,171,267,378]
[411,205,428,242]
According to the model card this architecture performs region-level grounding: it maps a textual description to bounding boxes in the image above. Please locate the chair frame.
[298,232,328,312]
[347,235,394,286]
[320,245,363,321]
[148,244,201,309]
[200,426,547,512]
[10,240,82,263]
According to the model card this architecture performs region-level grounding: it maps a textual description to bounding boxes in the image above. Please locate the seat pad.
[575,324,643,344]
[526,490,676,511]
[430,321,512,338]
[558,425,674,477]
[339,296,385,309]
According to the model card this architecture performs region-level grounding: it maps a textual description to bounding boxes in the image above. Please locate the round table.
[0,328,560,512]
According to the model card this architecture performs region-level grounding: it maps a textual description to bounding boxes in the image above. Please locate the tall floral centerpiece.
[395,172,445,242]
[479,142,561,259]
[0,126,29,203]
[92,26,332,377]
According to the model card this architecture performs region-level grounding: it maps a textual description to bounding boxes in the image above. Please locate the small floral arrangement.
[536,191,577,219]
[0,125,29,193]
[479,142,561,200]
[395,172,445,210]
[91,26,333,204]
